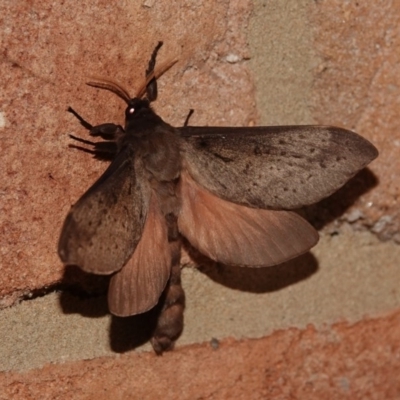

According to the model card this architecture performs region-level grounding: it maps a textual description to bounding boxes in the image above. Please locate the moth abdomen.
[150,245,185,355]
[147,179,184,353]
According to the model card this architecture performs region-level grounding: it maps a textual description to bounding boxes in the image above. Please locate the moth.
[58,42,378,354]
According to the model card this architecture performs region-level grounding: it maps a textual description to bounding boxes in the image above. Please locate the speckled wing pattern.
[180,125,378,210]
[58,145,148,275]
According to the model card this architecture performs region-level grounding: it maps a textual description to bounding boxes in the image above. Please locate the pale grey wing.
[179,126,378,210]
[58,145,149,274]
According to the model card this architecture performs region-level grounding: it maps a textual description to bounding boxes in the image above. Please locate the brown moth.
[58,42,378,354]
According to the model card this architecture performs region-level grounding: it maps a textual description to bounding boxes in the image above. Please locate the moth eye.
[128,107,135,114]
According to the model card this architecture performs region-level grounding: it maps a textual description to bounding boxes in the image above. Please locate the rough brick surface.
[311,1,400,240]
[1,310,399,400]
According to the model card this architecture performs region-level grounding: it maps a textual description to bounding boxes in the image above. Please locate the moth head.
[85,51,177,127]
[125,98,152,122]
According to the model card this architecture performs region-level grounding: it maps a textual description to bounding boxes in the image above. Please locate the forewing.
[108,193,171,316]
[178,171,318,267]
[58,146,149,274]
[179,126,378,209]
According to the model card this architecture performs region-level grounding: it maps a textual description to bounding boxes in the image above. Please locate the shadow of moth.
[58,42,378,353]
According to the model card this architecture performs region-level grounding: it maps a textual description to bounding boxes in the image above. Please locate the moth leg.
[150,241,185,354]
[145,41,163,102]
[68,134,96,146]
[67,107,124,141]
[67,106,93,130]
[68,135,118,158]
[67,107,119,157]
[183,109,194,127]
[146,41,163,76]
